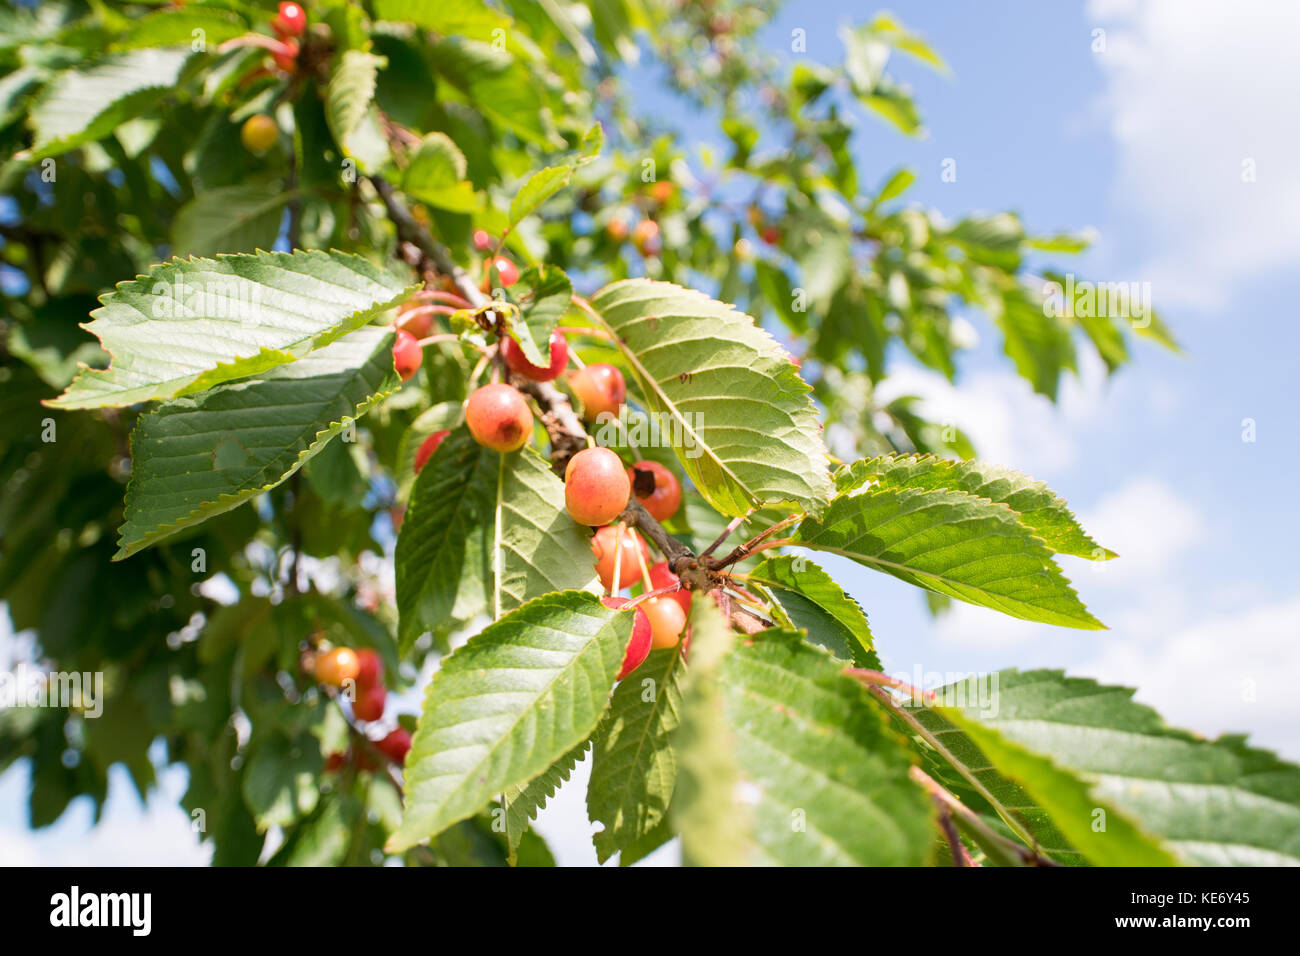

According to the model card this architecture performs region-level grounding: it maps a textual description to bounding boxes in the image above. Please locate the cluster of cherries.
[391,245,690,681]
[312,646,412,770]
[235,4,309,154]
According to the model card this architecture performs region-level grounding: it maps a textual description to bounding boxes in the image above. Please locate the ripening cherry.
[273,2,307,37]
[642,596,687,649]
[482,256,519,289]
[627,461,682,522]
[376,728,412,765]
[761,225,782,245]
[324,751,347,773]
[601,596,653,680]
[240,114,278,154]
[631,219,661,255]
[271,38,299,72]
[392,328,423,381]
[473,229,494,251]
[564,447,631,526]
[648,561,691,616]
[314,647,360,687]
[502,330,569,382]
[650,181,674,204]
[353,682,386,722]
[355,648,383,690]
[591,525,649,591]
[607,218,629,242]
[568,363,626,421]
[414,429,450,474]
[396,300,434,338]
[465,383,533,452]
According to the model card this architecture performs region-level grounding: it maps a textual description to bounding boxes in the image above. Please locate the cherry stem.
[400,304,457,321]
[609,521,628,598]
[710,513,803,569]
[555,325,611,340]
[219,34,296,55]
[414,333,465,347]
[700,513,751,558]
[415,289,474,309]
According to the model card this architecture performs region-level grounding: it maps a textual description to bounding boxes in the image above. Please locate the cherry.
[473,229,494,251]
[649,181,674,204]
[761,225,782,245]
[390,504,405,532]
[465,383,533,452]
[568,363,626,421]
[502,330,569,382]
[564,447,630,526]
[392,328,423,381]
[414,429,450,473]
[482,256,519,289]
[607,218,629,242]
[376,728,412,765]
[324,751,347,773]
[273,2,307,37]
[270,38,299,72]
[355,649,383,690]
[240,114,278,154]
[314,647,360,687]
[353,682,386,722]
[642,596,687,649]
[396,300,434,338]
[628,461,682,521]
[592,526,650,590]
[632,219,661,255]
[601,596,653,680]
[648,561,691,616]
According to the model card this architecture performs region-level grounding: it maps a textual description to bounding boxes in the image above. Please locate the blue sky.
[3,0,1298,866]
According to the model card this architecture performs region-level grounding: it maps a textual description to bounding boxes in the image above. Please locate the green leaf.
[430,37,552,146]
[394,400,463,499]
[508,265,571,367]
[715,630,933,865]
[112,7,248,52]
[507,124,603,229]
[588,279,832,517]
[47,249,412,410]
[387,591,629,851]
[502,740,587,865]
[374,0,512,35]
[588,646,685,863]
[747,555,878,668]
[873,166,916,206]
[915,670,1300,864]
[325,50,389,172]
[395,430,600,651]
[242,731,322,830]
[25,49,191,160]
[836,454,1115,560]
[171,183,288,259]
[401,132,480,213]
[672,596,751,866]
[794,483,1104,629]
[116,326,399,559]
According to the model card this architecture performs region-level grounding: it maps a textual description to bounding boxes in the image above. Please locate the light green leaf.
[747,555,878,668]
[394,429,600,651]
[326,49,389,172]
[374,0,511,35]
[113,8,247,52]
[116,326,399,559]
[387,590,628,851]
[588,279,832,517]
[26,49,191,160]
[430,37,552,146]
[393,400,462,499]
[507,124,603,229]
[836,454,1115,560]
[242,731,322,830]
[47,249,412,410]
[502,740,587,866]
[171,183,288,259]
[873,166,916,206]
[401,132,480,212]
[916,670,1300,864]
[794,483,1103,628]
[588,645,685,863]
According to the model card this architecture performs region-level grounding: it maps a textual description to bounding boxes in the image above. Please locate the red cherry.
[564,447,631,527]
[648,561,691,616]
[355,649,383,690]
[627,460,682,521]
[568,363,626,421]
[324,751,346,773]
[591,526,649,591]
[271,37,299,72]
[483,256,519,288]
[273,2,307,38]
[473,229,494,251]
[397,300,434,338]
[761,225,782,245]
[376,728,412,765]
[502,330,569,382]
[393,328,423,381]
[414,430,450,473]
[465,384,533,452]
[352,682,386,722]
[601,596,653,680]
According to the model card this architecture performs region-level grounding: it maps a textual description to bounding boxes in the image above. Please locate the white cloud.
[1087,0,1300,309]
[1078,476,1206,579]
